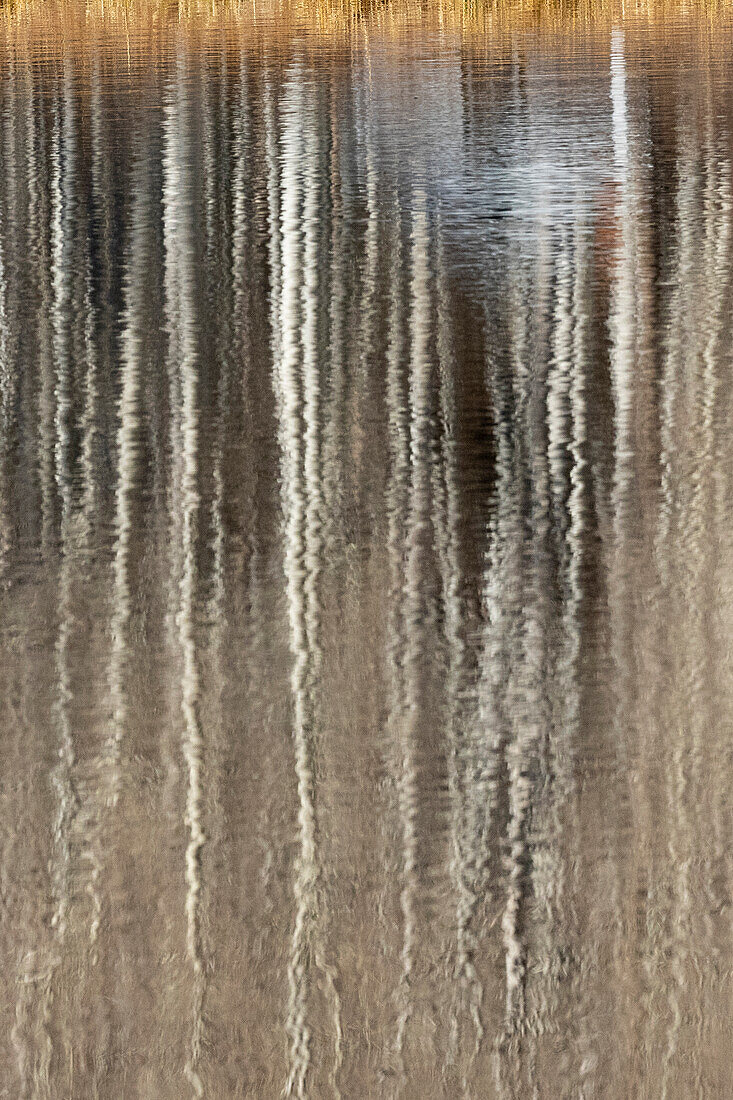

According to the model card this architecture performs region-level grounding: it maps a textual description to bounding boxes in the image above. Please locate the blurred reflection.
[0,8,732,1098]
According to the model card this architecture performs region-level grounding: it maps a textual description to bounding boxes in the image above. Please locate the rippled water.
[1,5,732,1097]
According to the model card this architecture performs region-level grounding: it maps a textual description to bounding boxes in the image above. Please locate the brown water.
[1,5,732,1097]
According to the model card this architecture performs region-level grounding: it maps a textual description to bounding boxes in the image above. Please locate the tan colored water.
[0,6,732,1097]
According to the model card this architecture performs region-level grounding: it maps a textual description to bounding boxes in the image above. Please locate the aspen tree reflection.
[0,9,732,1098]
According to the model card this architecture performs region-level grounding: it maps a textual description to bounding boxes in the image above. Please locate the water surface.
[1,5,732,1097]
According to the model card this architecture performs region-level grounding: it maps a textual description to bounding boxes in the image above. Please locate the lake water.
[1,4,732,1097]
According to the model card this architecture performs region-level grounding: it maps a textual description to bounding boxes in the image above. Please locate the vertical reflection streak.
[322,92,345,560]
[498,261,534,1065]
[395,189,431,1075]
[433,222,484,1080]
[487,256,528,1099]
[684,108,725,1099]
[567,216,591,1095]
[265,76,282,385]
[205,50,232,904]
[164,53,207,1098]
[277,70,315,1100]
[531,226,574,1065]
[11,69,47,1098]
[91,94,153,1089]
[383,194,408,976]
[275,71,344,1096]
[301,85,343,1098]
[78,60,103,955]
[384,204,407,619]
[608,37,639,1064]
[107,140,147,815]
[609,28,636,536]
[51,68,77,945]
[0,58,16,578]
[656,106,696,1100]
[38,109,56,560]
[232,56,249,372]
[46,90,75,1097]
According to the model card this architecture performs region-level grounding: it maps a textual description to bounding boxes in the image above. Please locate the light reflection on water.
[1,8,732,1097]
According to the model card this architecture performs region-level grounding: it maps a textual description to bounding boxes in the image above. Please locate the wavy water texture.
[0,11,732,1099]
